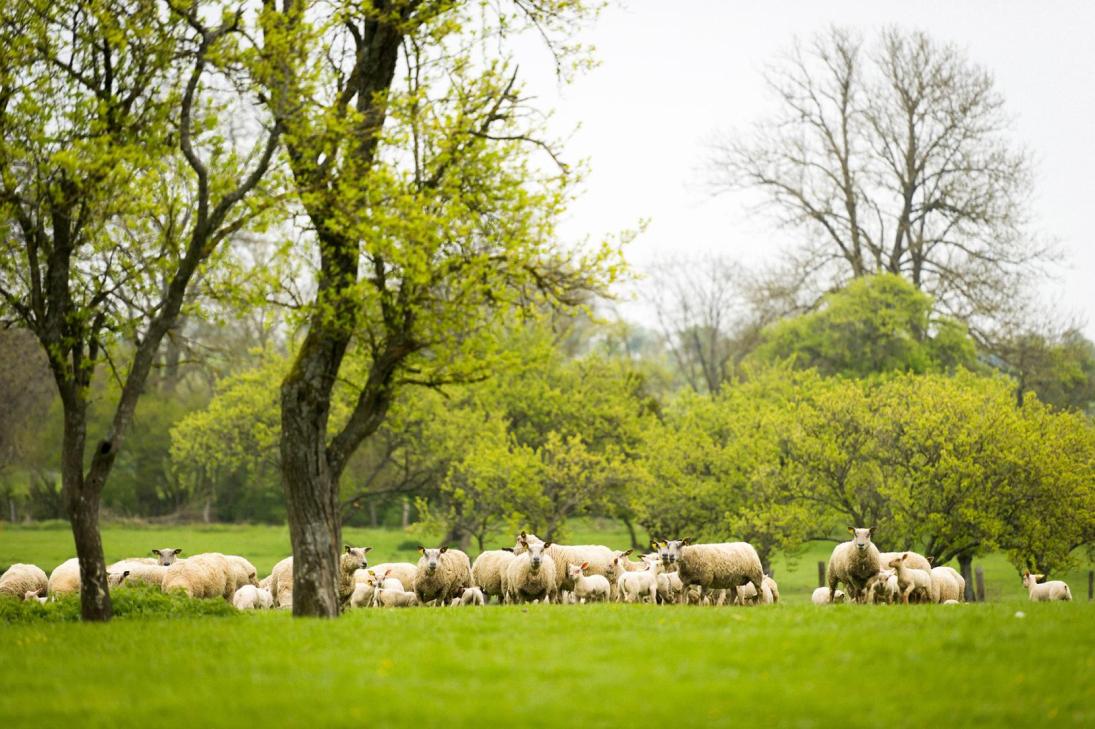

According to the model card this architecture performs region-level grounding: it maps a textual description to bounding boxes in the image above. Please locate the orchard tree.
[0,0,279,619]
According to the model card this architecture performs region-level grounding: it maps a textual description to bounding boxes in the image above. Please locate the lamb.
[162,553,234,599]
[107,560,167,588]
[452,586,487,606]
[877,551,932,572]
[374,587,419,608]
[268,556,294,608]
[350,569,403,608]
[106,568,131,587]
[513,532,614,600]
[734,574,779,605]
[930,566,965,603]
[232,585,274,610]
[826,527,882,603]
[268,545,372,609]
[1022,571,1072,602]
[811,586,846,604]
[866,569,899,604]
[150,548,184,566]
[567,563,610,603]
[617,555,660,604]
[24,590,48,604]
[225,556,260,592]
[414,546,472,606]
[1,563,48,599]
[656,539,765,605]
[47,558,81,596]
[887,553,933,604]
[656,570,684,604]
[470,550,516,603]
[359,562,416,593]
[503,540,558,604]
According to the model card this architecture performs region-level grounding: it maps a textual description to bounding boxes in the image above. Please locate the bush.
[0,584,239,623]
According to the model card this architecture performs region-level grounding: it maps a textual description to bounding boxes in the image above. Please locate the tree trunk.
[61,405,111,622]
[401,498,410,529]
[958,553,975,602]
[368,500,378,528]
[622,515,643,551]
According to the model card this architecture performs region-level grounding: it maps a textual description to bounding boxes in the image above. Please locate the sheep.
[414,546,472,606]
[656,539,765,605]
[930,566,964,603]
[162,553,234,599]
[866,569,899,604]
[513,532,614,600]
[503,540,558,604]
[605,549,648,600]
[374,587,419,608]
[47,558,81,596]
[359,562,416,593]
[268,545,372,609]
[567,563,611,603]
[826,527,882,603]
[350,569,404,608]
[24,590,47,604]
[150,548,184,566]
[877,551,932,572]
[887,553,933,604]
[232,585,274,610]
[471,550,516,603]
[617,555,660,604]
[106,568,131,587]
[942,599,961,605]
[452,586,487,606]
[811,586,846,604]
[656,570,684,604]
[107,560,167,588]
[225,556,260,592]
[734,574,779,605]
[1022,571,1072,602]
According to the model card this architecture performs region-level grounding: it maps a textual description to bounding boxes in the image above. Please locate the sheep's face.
[152,548,183,566]
[256,588,274,608]
[611,550,634,577]
[567,562,590,580]
[419,547,449,574]
[23,590,43,602]
[658,539,691,566]
[344,546,371,571]
[847,527,875,553]
[1022,572,1045,588]
[107,570,130,587]
[512,531,541,555]
[526,542,550,573]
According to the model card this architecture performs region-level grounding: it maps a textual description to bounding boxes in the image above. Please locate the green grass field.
[1,522,1093,727]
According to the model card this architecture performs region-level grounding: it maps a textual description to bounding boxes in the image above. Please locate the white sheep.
[47,558,81,596]
[452,586,487,606]
[886,553,933,604]
[414,546,472,606]
[359,562,416,592]
[225,556,260,592]
[162,553,234,599]
[656,570,684,604]
[942,599,961,605]
[567,563,610,603]
[656,539,765,605]
[811,586,846,604]
[826,528,882,603]
[108,560,167,588]
[23,590,47,604]
[268,545,371,609]
[150,548,184,566]
[513,532,614,601]
[877,551,932,572]
[350,569,403,608]
[1022,571,1072,602]
[471,550,516,603]
[268,557,293,608]
[232,585,274,610]
[503,540,558,604]
[930,566,964,603]
[374,587,419,608]
[604,549,647,600]
[616,555,660,604]
[866,569,898,604]
[735,575,779,605]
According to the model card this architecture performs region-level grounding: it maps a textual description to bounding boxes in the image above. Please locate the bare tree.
[711,27,1048,325]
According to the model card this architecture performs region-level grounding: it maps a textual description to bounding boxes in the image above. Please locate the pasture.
[1,522,1094,727]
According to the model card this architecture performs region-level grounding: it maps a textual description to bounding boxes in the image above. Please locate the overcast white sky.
[515,0,1095,337]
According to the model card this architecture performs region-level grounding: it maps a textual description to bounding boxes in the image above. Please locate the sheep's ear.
[122,570,130,578]
[345,545,353,553]
[623,549,633,557]
[901,553,909,561]
[926,555,935,565]
[173,548,182,555]
[682,537,693,545]
[440,546,449,553]
[867,526,875,536]
[520,531,527,538]
[384,569,392,578]
[847,526,855,534]
[150,549,158,555]
[581,562,589,570]
[417,546,425,553]
[543,542,552,549]
[364,547,373,554]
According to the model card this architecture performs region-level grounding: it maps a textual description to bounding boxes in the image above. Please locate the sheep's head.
[107,569,130,587]
[567,562,589,580]
[344,546,371,571]
[256,587,274,608]
[418,547,449,574]
[657,539,691,566]
[23,590,45,603]
[512,531,541,555]
[832,590,846,603]
[152,548,183,566]
[640,554,661,573]
[1022,571,1045,588]
[526,541,550,573]
[610,550,634,576]
[847,527,875,553]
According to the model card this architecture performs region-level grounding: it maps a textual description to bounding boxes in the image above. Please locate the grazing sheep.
[374,587,419,608]
[452,586,487,606]
[567,563,611,603]
[866,569,899,604]
[232,585,274,610]
[360,562,416,593]
[826,528,882,603]
[24,590,47,604]
[877,551,932,572]
[887,553,933,604]
[2,563,47,600]
[258,573,273,590]
[513,532,614,600]
[617,555,660,604]
[225,556,260,592]
[504,541,558,604]
[151,548,184,566]
[811,586,846,605]
[108,560,167,588]
[656,539,764,605]
[47,558,81,596]
[656,570,684,604]
[930,566,964,603]
[162,553,233,599]
[735,575,780,605]
[269,557,294,608]
[414,547,473,606]
[1022,571,1072,602]
[471,550,516,604]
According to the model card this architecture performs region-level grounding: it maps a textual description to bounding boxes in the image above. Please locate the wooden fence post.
[818,561,826,588]
[975,566,985,602]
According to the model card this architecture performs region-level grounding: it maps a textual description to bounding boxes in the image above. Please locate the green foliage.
[0,584,238,624]
[750,274,978,376]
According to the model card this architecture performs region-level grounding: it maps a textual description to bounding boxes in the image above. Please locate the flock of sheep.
[0,527,1074,609]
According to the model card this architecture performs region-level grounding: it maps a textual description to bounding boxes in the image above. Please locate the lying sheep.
[107,560,167,588]
[350,569,403,608]
[617,555,660,604]
[151,548,184,566]
[47,558,81,596]
[735,575,779,605]
[471,550,516,604]
[1022,571,1072,602]
[513,532,614,601]
[930,566,964,603]
[567,563,610,603]
[504,541,557,604]
[374,587,418,608]
[24,590,47,604]
[656,539,764,605]
[232,585,274,610]
[452,586,487,606]
[887,553,933,604]
[415,546,472,606]
[1,563,48,600]
[360,562,416,593]
[162,553,234,599]
[811,586,846,604]
[826,527,882,603]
